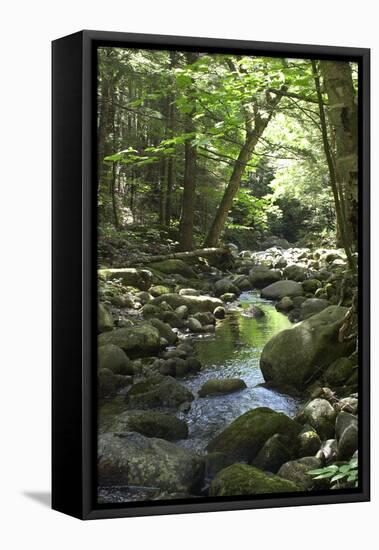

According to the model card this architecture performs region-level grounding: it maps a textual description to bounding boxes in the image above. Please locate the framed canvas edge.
[52,30,370,520]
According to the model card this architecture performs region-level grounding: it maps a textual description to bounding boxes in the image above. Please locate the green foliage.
[308,457,358,488]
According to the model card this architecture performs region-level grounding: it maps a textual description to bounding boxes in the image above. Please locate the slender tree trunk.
[178,52,199,251]
[319,60,358,249]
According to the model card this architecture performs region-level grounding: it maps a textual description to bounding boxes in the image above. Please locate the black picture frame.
[52,30,370,520]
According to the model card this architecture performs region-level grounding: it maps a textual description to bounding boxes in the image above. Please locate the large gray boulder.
[261,280,304,300]
[98,268,153,290]
[98,322,162,356]
[214,278,239,297]
[198,378,247,397]
[283,265,308,282]
[299,298,329,320]
[260,306,355,389]
[335,411,358,460]
[207,407,301,462]
[152,293,223,314]
[98,432,204,493]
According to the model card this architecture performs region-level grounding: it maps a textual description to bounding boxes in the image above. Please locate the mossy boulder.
[324,357,355,388]
[98,303,113,333]
[149,318,178,346]
[297,427,322,457]
[275,296,294,313]
[98,322,162,357]
[299,298,329,320]
[108,410,188,441]
[261,280,304,300]
[260,306,355,389]
[302,279,322,294]
[214,278,240,297]
[207,407,301,462]
[98,432,204,493]
[98,268,153,291]
[126,374,194,410]
[149,259,197,278]
[98,344,134,375]
[283,265,307,282]
[252,433,295,473]
[152,293,223,314]
[249,267,282,289]
[198,378,247,398]
[209,464,301,496]
[149,285,172,297]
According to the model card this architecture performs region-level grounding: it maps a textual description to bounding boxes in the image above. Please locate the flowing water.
[177,291,303,452]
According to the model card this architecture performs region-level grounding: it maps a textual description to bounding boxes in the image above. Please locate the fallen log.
[125,247,233,267]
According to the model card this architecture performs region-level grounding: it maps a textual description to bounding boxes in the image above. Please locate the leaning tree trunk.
[320,60,358,250]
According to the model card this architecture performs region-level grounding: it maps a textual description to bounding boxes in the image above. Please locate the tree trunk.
[178,52,199,251]
[320,61,358,249]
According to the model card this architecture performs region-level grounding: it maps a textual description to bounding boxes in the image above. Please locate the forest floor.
[97,229,359,502]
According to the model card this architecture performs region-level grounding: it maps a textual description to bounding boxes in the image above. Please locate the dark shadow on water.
[23,491,51,508]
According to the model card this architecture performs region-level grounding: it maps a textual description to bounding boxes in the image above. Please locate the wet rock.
[198,378,247,398]
[205,452,234,480]
[175,305,189,319]
[260,306,354,389]
[277,457,323,490]
[324,357,355,388]
[126,374,194,410]
[299,298,329,320]
[335,411,358,460]
[337,396,358,415]
[188,316,203,333]
[98,344,134,375]
[209,464,300,496]
[98,322,162,357]
[193,311,215,325]
[141,303,162,319]
[316,439,338,463]
[283,265,308,282]
[213,306,226,319]
[149,285,172,297]
[98,303,113,333]
[296,398,337,440]
[207,407,301,462]
[220,292,237,303]
[301,279,322,294]
[297,427,322,457]
[275,296,294,312]
[244,305,265,318]
[98,268,153,291]
[178,288,200,296]
[109,410,189,441]
[161,310,185,329]
[149,318,178,346]
[261,280,304,300]
[98,432,204,493]
[249,266,282,289]
[252,433,295,473]
[214,278,239,297]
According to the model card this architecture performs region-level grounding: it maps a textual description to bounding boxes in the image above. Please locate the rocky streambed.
[97,242,359,503]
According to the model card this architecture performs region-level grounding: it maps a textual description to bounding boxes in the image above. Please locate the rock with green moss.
[209,464,301,496]
[98,432,204,493]
[152,293,223,314]
[149,285,172,297]
[98,303,113,333]
[283,264,307,282]
[98,322,162,357]
[98,344,134,375]
[198,378,247,398]
[324,357,355,388]
[302,279,322,294]
[149,318,177,346]
[249,267,282,289]
[299,298,329,320]
[252,433,295,473]
[261,280,304,300]
[149,259,197,278]
[297,427,322,457]
[207,407,301,462]
[108,410,188,441]
[260,306,355,389]
[214,278,240,297]
[126,374,194,410]
[98,268,153,291]
[98,368,118,398]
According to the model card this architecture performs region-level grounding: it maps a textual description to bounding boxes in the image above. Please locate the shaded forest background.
[97,48,358,265]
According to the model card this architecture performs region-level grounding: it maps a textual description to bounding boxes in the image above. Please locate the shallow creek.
[177,291,303,453]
